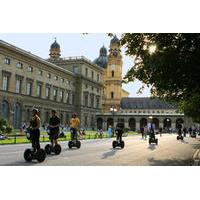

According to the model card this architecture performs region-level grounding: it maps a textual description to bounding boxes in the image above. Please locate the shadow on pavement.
[1,160,40,166]
[148,157,192,166]
[148,144,156,151]
[180,140,189,144]
[102,148,119,159]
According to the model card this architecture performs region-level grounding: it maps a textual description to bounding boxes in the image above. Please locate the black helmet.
[32,108,39,114]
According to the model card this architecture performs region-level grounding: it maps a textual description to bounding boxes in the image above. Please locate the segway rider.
[49,110,60,147]
[70,113,80,141]
[30,108,41,152]
[150,123,155,139]
[116,122,124,143]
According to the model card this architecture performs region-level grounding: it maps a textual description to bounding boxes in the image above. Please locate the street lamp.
[110,106,117,124]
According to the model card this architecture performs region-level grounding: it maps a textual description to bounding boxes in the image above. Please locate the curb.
[192,149,200,166]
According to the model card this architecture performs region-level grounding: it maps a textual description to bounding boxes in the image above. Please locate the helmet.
[32,108,39,114]
[72,112,77,118]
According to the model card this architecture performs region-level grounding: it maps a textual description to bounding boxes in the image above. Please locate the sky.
[0,33,151,97]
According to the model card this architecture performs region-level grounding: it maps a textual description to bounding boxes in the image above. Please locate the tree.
[120,33,200,122]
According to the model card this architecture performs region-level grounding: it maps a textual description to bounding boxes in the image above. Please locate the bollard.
[14,133,17,144]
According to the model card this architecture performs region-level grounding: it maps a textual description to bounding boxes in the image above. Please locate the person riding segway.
[112,122,125,149]
[45,110,62,155]
[149,123,158,145]
[177,123,183,140]
[24,108,46,162]
[68,113,81,149]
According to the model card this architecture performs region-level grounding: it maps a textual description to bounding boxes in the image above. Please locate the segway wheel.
[36,149,46,163]
[181,136,184,140]
[76,141,81,149]
[45,144,52,155]
[120,141,125,149]
[54,144,62,155]
[177,136,179,140]
[156,139,158,145]
[149,139,151,145]
[68,141,73,149]
[112,141,117,148]
[24,149,33,162]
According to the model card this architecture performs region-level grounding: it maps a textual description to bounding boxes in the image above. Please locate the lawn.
[0,130,139,145]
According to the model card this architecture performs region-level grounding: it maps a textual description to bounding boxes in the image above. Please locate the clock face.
[113,51,118,57]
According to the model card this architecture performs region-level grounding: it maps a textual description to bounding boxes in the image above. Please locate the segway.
[191,131,197,138]
[68,128,81,149]
[112,140,125,149]
[24,129,46,162]
[149,130,158,145]
[45,144,62,155]
[112,123,125,149]
[177,128,183,140]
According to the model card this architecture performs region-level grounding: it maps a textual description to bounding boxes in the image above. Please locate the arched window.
[111,92,114,99]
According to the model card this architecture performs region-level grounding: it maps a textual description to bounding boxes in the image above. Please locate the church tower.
[102,35,123,112]
[49,38,61,59]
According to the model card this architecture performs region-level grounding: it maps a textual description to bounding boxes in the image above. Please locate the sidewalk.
[192,148,200,166]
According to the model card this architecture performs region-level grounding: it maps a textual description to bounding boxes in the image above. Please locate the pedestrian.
[141,127,144,139]
[183,127,187,137]
[159,127,162,137]
[30,108,41,152]
[144,126,148,140]
[49,110,61,147]
[108,125,112,138]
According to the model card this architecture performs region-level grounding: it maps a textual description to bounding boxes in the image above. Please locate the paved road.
[0,134,200,166]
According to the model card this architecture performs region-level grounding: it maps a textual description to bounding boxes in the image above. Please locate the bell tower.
[49,38,61,59]
[102,35,123,112]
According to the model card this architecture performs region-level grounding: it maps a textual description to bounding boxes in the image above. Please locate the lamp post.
[110,106,117,130]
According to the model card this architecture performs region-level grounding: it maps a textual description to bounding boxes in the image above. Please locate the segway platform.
[149,137,158,145]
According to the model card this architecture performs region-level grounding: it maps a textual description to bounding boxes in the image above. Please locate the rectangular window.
[2,76,9,91]
[47,73,51,78]
[96,97,100,108]
[4,58,11,65]
[112,70,114,77]
[46,87,50,99]
[16,79,22,93]
[53,89,57,101]
[16,62,23,69]
[91,71,94,79]
[85,68,88,77]
[85,95,88,107]
[60,90,64,102]
[37,84,42,97]
[28,66,33,72]
[66,92,70,104]
[26,82,32,95]
[97,74,100,82]
[38,70,43,75]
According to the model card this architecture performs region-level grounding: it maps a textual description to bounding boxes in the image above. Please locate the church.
[0,35,189,131]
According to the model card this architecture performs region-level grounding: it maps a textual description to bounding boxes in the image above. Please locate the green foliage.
[0,118,13,134]
[120,33,200,122]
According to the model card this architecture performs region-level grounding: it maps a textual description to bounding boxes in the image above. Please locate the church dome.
[93,45,108,68]
[100,45,107,56]
[110,35,120,45]
[50,39,60,49]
